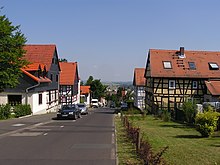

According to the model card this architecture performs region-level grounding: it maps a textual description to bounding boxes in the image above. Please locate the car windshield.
[62,105,76,109]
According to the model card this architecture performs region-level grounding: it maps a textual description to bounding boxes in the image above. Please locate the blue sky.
[2,0,220,82]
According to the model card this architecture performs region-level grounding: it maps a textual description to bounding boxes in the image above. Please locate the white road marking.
[12,124,25,127]
[43,133,48,136]
[60,126,64,128]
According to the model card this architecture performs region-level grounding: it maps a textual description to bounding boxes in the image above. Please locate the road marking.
[12,124,25,127]
[60,126,64,128]
[10,132,43,137]
[0,120,55,139]
[43,133,48,136]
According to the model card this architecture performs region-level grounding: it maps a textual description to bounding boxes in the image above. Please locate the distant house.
[0,45,61,114]
[133,68,146,110]
[59,62,80,105]
[145,47,220,114]
[80,86,90,106]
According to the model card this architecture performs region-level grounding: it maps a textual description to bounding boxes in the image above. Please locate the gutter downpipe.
[25,81,41,105]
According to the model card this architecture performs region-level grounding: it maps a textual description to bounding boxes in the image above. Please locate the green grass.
[115,116,143,165]
[128,115,220,165]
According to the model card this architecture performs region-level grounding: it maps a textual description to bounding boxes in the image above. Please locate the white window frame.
[169,80,175,89]
[163,61,172,69]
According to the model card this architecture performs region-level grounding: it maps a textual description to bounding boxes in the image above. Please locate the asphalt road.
[0,108,116,165]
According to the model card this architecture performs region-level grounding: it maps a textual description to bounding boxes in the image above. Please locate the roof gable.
[133,68,146,86]
[23,44,60,71]
[59,62,79,85]
[148,48,220,78]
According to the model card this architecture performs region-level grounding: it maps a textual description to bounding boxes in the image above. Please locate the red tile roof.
[80,86,90,95]
[59,62,78,85]
[147,48,220,78]
[23,45,59,71]
[205,80,220,95]
[133,68,146,86]
[23,63,46,71]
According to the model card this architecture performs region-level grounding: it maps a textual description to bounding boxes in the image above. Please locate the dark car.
[57,104,81,120]
[77,103,88,115]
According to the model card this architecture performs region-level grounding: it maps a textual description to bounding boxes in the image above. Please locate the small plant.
[0,104,11,119]
[13,104,32,118]
[195,111,220,137]
[161,109,171,122]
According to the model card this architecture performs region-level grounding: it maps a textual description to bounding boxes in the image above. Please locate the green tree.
[59,58,68,62]
[182,100,197,123]
[85,76,106,100]
[85,76,94,86]
[0,15,28,92]
[90,79,107,99]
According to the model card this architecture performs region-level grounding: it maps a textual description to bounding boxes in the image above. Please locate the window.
[56,75,59,82]
[39,93,42,105]
[163,61,172,69]
[188,62,196,70]
[169,80,175,89]
[192,81,197,89]
[50,74,53,81]
[209,62,219,70]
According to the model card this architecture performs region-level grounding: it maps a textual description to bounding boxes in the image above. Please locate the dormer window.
[163,61,172,69]
[209,62,219,70]
[188,62,196,70]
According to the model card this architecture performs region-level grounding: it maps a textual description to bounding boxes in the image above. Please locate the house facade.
[145,47,220,114]
[133,68,146,110]
[59,62,80,105]
[80,86,90,107]
[0,45,61,114]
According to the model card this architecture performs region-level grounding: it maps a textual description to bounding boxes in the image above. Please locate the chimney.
[179,47,185,58]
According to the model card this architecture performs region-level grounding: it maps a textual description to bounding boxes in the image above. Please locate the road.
[0,108,116,165]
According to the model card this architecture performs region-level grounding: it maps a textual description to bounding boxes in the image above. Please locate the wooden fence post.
[136,128,140,154]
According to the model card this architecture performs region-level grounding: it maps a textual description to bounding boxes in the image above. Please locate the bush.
[182,100,196,123]
[195,111,220,137]
[13,104,32,118]
[0,104,11,119]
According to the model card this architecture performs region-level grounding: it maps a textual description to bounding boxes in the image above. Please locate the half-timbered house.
[133,68,146,110]
[59,62,80,105]
[0,45,61,114]
[145,47,220,114]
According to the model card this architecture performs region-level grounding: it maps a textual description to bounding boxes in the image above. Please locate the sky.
[1,0,220,82]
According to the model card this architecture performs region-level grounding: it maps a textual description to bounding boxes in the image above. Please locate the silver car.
[77,103,88,115]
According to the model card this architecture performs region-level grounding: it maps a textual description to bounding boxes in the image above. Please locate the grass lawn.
[115,116,143,165]
[128,115,220,165]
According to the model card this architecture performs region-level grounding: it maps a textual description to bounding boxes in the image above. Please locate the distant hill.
[102,81,133,88]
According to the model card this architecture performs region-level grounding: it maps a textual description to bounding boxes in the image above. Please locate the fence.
[122,116,168,165]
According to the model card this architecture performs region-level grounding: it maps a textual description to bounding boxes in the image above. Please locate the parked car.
[77,103,88,115]
[57,104,81,120]
[91,99,99,108]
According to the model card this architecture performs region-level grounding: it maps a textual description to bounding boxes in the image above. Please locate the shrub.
[13,104,32,118]
[0,104,11,119]
[182,100,196,123]
[195,111,220,137]
[161,109,171,122]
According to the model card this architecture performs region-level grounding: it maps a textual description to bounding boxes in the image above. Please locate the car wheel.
[73,113,77,120]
